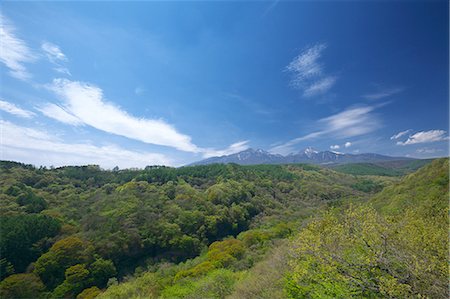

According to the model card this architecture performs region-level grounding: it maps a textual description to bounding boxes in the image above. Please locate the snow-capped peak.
[303,147,319,158]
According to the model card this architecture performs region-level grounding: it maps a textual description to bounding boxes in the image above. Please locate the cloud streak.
[0,120,171,168]
[36,103,82,125]
[47,78,201,152]
[43,78,247,157]
[271,104,381,154]
[0,99,35,118]
[41,42,67,63]
[363,87,403,100]
[303,76,337,97]
[390,129,412,140]
[0,14,36,80]
[285,43,336,97]
[202,140,250,158]
[396,130,448,145]
[41,42,71,75]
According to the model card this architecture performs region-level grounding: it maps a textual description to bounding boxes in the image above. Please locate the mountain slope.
[191,148,414,166]
[330,159,435,176]
[192,149,283,165]
[285,158,448,298]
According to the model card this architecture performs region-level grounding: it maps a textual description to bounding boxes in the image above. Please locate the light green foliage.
[0,273,46,299]
[34,236,92,289]
[286,206,393,298]
[174,261,216,281]
[331,159,434,176]
[351,178,383,193]
[228,243,289,299]
[285,159,449,298]
[52,264,90,298]
[0,159,446,299]
[76,286,102,299]
[207,238,245,267]
[96,272,161,299]
[161,269,236,299]
[371,158,448,214]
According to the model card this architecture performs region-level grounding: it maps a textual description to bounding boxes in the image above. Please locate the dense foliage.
[286,158,448,298]
[330,159,433,176]
[0,158,447,298]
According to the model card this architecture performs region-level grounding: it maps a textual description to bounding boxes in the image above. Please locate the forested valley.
[0,158,448,299]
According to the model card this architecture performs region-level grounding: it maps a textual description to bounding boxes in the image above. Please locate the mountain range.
[191,147,413,166]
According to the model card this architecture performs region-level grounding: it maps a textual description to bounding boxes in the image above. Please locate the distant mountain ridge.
[190,147,414,166]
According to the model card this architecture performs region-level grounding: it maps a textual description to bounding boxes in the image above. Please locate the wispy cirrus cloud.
[0,120,171,168]
[202,140,250,158]
[271,104,382,154]
[390,129,412,140]
[41,42,71,75]
[41,42,67,63]
[285,43,336,97]
[43,78,247,157]
[0,99,35,118]
[262,0,281,17]
[36,103,82,125]
[363,87,403,100]
[396,130,448,145]
[47,78,201,152]
[303,76,337,97]
[0,14,36,80]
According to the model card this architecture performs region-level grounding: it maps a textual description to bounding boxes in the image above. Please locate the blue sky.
[0,1,448,168]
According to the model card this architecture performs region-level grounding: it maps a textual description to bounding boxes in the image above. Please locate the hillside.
[284,158,448,298]
[0,159,447,298]
[330,158,434,176]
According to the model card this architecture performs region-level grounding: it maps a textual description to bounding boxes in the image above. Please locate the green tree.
[34,237,91,289]
[0,273,46,299]
[89,258,117,288]
[0,214,60,273]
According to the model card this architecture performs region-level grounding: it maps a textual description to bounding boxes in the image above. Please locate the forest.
[0,158,448,298]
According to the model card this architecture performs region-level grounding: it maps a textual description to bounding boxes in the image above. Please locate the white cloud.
[0,99,35,118]
[0,120,171,168]
[344,141,352,148]
[47,78,200,152]
[363,87,403,100]
[319,105,380,138]
[396,130,448,145]
[390,129,412,140]
[41,42,71,76]
[303,76,337,97]
[286,43,326,86]
[286,43,337,97]
[37,103,82,125]
[53,66,71,76]
[202,140,250,158]
[41,42,67,63]
[271,104,381,154]
[0,14,36,80]
[330,144,340,150]
[46,78,244,156]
